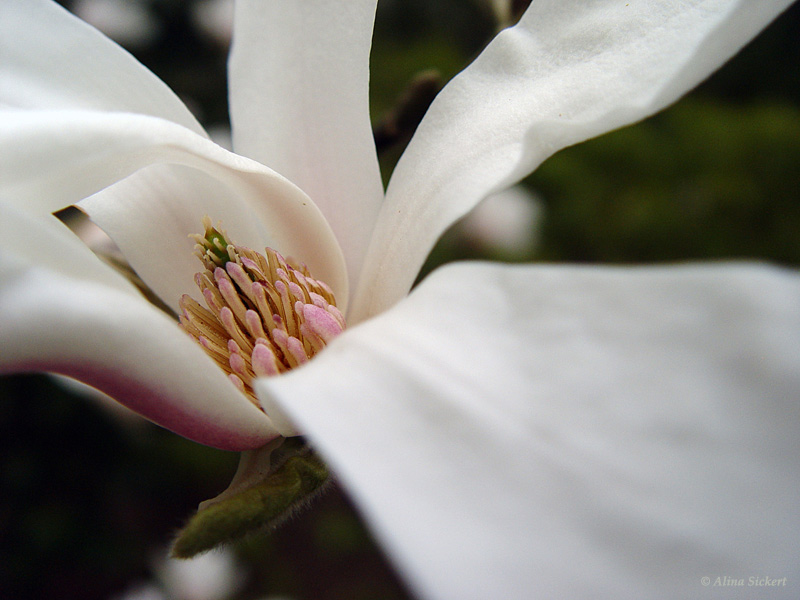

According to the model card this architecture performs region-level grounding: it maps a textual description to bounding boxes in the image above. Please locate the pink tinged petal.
[51,373,147,427]
[0,265,278,451]
[351,0,794,321]
[229,0,384,295]
[0,110,348,312]
[0,0,204,134]
[259,262,800,599]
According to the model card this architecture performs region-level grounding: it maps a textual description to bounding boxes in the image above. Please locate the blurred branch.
[373,70,443,156]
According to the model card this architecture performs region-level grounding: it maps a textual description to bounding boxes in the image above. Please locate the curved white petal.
[0,109,348,311]
[259,262,800,600]
[0,262,276,452]
[0,0,204,135]
[0,200,136,296]
[352,0,793,320]
[229,0,384,293]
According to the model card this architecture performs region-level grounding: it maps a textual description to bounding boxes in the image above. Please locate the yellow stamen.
[179,218,345,406]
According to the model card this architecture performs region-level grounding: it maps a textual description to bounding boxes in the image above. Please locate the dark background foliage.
[2,1,799,599]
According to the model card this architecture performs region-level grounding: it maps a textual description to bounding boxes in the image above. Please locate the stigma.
[178,218,345,406]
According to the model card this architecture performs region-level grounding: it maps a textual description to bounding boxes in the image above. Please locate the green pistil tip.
[205,227,231,263]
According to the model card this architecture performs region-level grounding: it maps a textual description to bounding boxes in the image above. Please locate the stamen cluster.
[179,219,345,406]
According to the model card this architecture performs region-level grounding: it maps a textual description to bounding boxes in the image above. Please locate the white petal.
[0,261,277,451]
[0,110,348,311]
[259,262,800,600]
[155,548,243,600]
[0,200,136,296]
[352,0,793,320]
[0,0,204,134]
[51,374,147,426]
[229,0,384,293]
[452,185,541,256]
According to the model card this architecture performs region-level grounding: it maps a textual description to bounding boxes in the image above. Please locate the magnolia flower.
[1,1,799,599]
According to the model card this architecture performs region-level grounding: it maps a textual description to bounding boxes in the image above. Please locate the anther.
[178,218,346,407]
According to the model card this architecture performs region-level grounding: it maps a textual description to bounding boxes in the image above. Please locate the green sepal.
[171,437,329,559]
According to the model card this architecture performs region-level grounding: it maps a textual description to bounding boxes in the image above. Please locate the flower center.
[179,218,345,406]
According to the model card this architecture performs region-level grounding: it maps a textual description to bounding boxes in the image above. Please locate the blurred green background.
[2,1,798,599]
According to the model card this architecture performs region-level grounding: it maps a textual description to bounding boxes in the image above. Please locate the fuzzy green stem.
[172,442,329,558]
